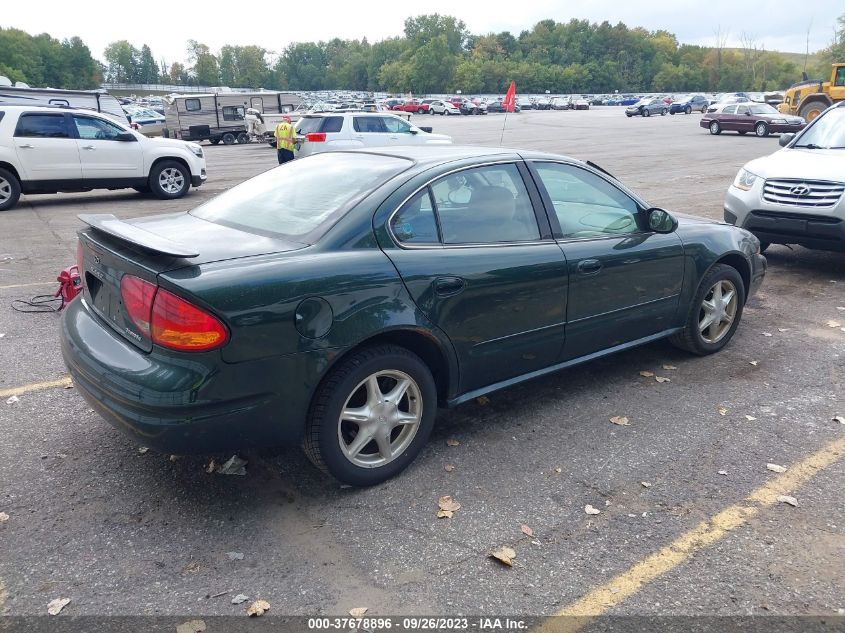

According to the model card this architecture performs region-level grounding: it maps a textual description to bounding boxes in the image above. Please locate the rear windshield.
[191,152,412,241]
[296,116,343,134]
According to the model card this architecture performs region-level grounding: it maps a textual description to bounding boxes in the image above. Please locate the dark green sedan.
[61,146,766,486]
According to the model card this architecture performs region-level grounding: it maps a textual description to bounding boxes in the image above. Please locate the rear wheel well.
[712,254,750,302]
[0,162,21,182]
[328,330,451,405]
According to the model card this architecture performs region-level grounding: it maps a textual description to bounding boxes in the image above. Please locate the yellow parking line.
[0,377,72,399]
[539,434,845,629]
[0,281,55,290]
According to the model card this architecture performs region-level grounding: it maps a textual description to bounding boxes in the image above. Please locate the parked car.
[124,106,166,137]
[620,96,640,106]
[293,112,451,158]
[706,96,749,113]
[669,94,710,115]
[459,99,487,115]
[724,102,845,253]
[0,104,206,211]
[517,97,534,110]
[625,98,668,117]
[534,97,552,110]
[487,100,520,113]
[392,99,430,114]
[701,103,806,137]
[428,99,461,116]
[61,145,765,486]
[550,97,570,110]
[573,98,590,111]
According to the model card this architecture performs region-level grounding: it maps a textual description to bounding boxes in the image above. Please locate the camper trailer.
[0,84,127,122]
[163,91,303,144]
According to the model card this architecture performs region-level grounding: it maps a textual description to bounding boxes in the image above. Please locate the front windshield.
[749,104,778,115]
[191,153,412,240]
[794,107,845,149]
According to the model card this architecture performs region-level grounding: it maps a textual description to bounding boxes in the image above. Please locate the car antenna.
[586,160,616,180]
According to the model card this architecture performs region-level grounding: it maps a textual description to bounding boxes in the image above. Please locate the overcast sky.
[4,0,842,66]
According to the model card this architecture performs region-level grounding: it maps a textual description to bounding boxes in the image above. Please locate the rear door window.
[391,189,440,244]
[320,116,343,133]
[14,113,71,138]
[353,116,388,133]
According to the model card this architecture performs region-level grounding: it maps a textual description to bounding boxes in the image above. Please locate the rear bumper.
[61,296,328,454]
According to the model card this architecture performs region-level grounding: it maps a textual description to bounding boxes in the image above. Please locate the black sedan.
[62,146,766,486]
[626,98,669,117]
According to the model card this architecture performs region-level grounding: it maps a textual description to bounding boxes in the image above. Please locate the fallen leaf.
[438,495,461,513]
[6,395,19,405]
[826,320,842,328]
[554,467,562,473]
[205,459,216,474]
[749,361,759,366]
[654,376,671,383]
[226,551,244,561]
[521,524,534,537]
[767,463,787,473]
[718,470,729,476]
[610,416,630,426]
[777,328,789,333]
[584,504,601,515]
[183,561,201,574]
[246,599,270,617]
[762,332,772,337]
[490,546,516,567]
[176,620,207,633]
[641,481,652,488]
[446,438,460,447]
[777,495,798,507]
[231,594,249,605]
[745,415,757,421]
[833,416,845,424]
[718,407,728,416]
[476,396,491,406]
[436,510,454,519]
[0,512,8,522]
[662,364,678,370]
[444,463,454,472]
[137,447,149,455]
[216,455,247,475]
[639,370,654,377]
[349,607,368,617]
[610,587,620,594]
[63,384,74,390]
[47,598,70,616]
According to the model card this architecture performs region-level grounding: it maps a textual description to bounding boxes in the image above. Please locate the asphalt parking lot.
[0,108,843,622]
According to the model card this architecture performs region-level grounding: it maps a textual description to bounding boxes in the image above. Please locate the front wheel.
[149,160,190,200]
[661,108,668,115]
[643,108,651,117]
[670,264,745,356]
[755,122,769,137]
[303,345,438,486]
[0,167,22,211]
[685,106,692,115]
[709,121,721,135]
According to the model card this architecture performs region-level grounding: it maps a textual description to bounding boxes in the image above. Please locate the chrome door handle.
[577,259,603,274]
[433,276,465,297]
[18,144,34,149]
[82,145,95,150]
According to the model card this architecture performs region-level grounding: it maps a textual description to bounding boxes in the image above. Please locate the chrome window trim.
[386,159,549,250]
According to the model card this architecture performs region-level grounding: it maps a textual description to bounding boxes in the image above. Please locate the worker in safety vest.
[274,115,296,165]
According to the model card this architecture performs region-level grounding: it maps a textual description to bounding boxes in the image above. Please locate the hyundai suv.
[724,102,845,252]
[0,105,206,211]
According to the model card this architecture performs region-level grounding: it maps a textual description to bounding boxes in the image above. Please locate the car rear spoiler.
[77,214,199,258]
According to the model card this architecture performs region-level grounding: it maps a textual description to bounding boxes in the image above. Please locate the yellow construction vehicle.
[778,63,845,121]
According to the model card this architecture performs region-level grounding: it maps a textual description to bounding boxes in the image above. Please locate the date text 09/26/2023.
[306,617,528,630]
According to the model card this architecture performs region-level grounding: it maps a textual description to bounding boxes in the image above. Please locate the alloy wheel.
[0,177,10,204]
[337,370,423,468]
[698,279,738,344]
[158,167,185,194]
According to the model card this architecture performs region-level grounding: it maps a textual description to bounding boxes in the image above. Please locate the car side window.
[73,116,125,140]
[430,164,540,244]
[723,105,737,114]
[836,66,845,87]
[533,162,641,239]
[391,189,440,245]
[353,116,387,133]
[737,105,749,115]
[15,113,71,138]
[320,116,343,133]
[383,117,411,134]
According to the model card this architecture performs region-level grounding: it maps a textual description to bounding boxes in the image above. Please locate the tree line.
[1,15,843,95]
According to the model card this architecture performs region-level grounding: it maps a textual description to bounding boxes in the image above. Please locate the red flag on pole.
[502,81,516,113]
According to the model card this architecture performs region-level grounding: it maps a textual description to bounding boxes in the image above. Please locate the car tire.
[626,113,632,118]
[303,344,438,486]
[685,106,692,115]
[709,121,721,135]
[759,241,771,253]
[755,122,769,137]
[662,108,668,115]
[237,132,250,144]
[149,160,190,200]
[222,133,236,145]
[701,105,708,113]
[643,108,651,117]
[0,167,22,212]
[670,264,745,356]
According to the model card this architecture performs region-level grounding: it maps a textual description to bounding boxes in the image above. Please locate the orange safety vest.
[275,121,294,151]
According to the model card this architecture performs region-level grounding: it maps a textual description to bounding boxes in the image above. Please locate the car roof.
[335,145,583,168]
[0,103,109,115]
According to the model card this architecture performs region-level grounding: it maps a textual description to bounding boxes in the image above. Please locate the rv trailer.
[163,91,303,144]
[0,86,127,122]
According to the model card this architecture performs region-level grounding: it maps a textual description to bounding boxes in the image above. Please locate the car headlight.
[188,143,204,158]
[770,118,787,124]
[733,168,759,191]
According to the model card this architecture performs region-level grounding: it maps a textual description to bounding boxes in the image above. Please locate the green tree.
[138,45,158,83]
[104,40,139,82]
[407,34,455,93]
[187,40,219,85]
[404,14,467,55]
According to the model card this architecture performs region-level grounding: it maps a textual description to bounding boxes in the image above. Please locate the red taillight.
[119,275,228,352]
[120,275,156,336]
[305,132,326,142]
[151,287,228,352]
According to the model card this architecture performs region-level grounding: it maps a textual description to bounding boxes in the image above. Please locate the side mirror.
[745,111,752,116]
[779,133,795,147]
[115,132,137,142]
[409,128,419,135]
[646,208,678,234]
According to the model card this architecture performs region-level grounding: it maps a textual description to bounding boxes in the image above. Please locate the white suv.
[294,111,451,158]
[724,102,845,253]
[0,105,207,211]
